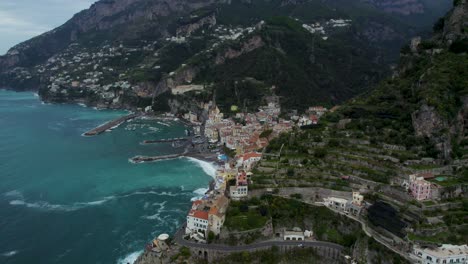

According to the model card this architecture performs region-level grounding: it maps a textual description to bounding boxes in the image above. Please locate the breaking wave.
[4,189,187,212]
[116,250,143,264]
[191,187,209,201]
[8,196,115,212]
[2,251,18,257]
[186,157,217,178]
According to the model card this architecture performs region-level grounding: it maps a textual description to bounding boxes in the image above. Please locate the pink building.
[409,176,432,201]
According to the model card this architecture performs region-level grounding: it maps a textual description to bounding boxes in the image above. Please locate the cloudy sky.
[0,0,96,55]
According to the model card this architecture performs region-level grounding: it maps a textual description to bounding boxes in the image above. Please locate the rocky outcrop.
[154,66,200,98]
[441,0,468,45]
[176,13,217,37]
[412,104,452,159]
[412,104,448,138]
[215,35,264,64]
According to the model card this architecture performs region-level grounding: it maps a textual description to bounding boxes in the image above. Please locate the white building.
[236,152,262,170]
[323,192,364,216]
[352,192,364,206]
[414,244,468,264]
[284,230,305,241]
[283,227,309,241]
[324,197,348,211]
[229,185,248,201]
[185,200,209,240]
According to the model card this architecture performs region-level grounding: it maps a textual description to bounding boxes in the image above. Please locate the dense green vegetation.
[221,196,411,263]
[262,195,362,246]
[211,246,322,264]
[224,198,270,231]
[195,16,387,111]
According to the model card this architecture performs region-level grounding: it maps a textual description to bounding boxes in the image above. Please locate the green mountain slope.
[0,0,451,111]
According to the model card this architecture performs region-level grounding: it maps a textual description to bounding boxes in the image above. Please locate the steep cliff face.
[336,1,468,161]
[0,0,216,72]
[214,35,264,64]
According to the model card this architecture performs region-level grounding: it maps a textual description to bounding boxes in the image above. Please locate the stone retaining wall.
[189,243,345,263]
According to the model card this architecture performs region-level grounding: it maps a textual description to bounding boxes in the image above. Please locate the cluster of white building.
[323,191,365,216]
[185,194,229,242]
[183,101,330,242]
[414,244,468,264]
[301,18,352,40]
[292,106,328,127]
[185,159,263,242]
[202,100,293,153]
[43,42,159,102]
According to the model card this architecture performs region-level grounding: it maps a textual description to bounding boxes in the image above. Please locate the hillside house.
[414,244,468,264]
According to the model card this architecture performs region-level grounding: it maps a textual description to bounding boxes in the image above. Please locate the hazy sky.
[0,0,96,55]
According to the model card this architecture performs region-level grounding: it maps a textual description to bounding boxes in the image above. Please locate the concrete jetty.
[84,113,140,136]
[142,138,188,144]
[130,153,186,163]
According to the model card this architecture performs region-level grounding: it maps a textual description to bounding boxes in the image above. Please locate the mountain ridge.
[0,0,452,112]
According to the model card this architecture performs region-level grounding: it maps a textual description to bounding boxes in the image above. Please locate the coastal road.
[173,224,343,252]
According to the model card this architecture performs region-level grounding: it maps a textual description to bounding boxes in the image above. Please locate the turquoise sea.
[0,90,214,264]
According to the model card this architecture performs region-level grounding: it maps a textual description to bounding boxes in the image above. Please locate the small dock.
[84,113,140,136]
[142,138,189,144]
[130,153,185,163]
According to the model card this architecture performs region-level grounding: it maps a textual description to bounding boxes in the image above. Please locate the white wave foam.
[191,187,209,201]
[2,251,18,257]
[193,188,208,195]
[156,121,170,127]
[76,196,114,206]
[6,189,182,212]
[141,201,167,220]
[142,213,163,220]
[186,157,217,178]
[4,190,23,198]
[121,190,178,198]
[117,250,143,264]
[8,196,114,212]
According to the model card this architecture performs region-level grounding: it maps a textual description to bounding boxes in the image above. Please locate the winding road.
[173,224,343,252]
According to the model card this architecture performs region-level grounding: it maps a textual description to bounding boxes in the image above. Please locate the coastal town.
[114,96,467,264]
[1,0,466,263]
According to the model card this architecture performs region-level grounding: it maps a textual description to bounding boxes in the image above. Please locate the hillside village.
[139,85,467,264]
[4,12,367,114]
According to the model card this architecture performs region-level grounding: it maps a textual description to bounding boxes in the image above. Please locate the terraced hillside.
[251,0,468,247]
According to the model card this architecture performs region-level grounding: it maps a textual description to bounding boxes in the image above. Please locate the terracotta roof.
[189,209,209,220]
[241,152,262,160]
[209,206,219,216]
